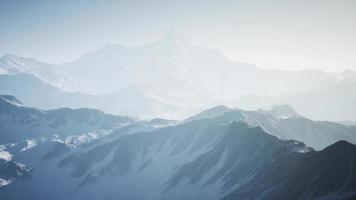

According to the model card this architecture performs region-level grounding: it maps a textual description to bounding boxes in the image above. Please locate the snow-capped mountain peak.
[157,29,192,48]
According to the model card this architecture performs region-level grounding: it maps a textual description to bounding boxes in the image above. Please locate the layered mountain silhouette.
[187,105,356,150]
[1,31,356,120]
[1,31,355,199]
[0,96,355,199]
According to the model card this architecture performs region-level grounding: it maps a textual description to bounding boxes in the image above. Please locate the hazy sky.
[1,0,355,72]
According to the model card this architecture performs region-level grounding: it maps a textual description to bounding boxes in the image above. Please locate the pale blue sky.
[1,0,355,72]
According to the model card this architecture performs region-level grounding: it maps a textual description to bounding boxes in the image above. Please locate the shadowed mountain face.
[0,159,32,188]
[1,32,356,120]
[0,95,135,143]
[222,140,356,200]
[0,95,178,190]
[0,98,355,200]
[187,105,356,150]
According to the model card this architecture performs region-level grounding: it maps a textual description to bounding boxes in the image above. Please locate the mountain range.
[1,31,356,120]
[0,95,355,199]
[1,31,356,199]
